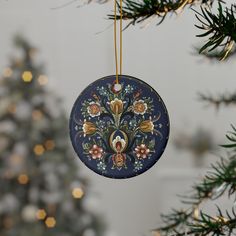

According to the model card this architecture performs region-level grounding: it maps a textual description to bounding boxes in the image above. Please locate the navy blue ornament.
[69,75,170,179]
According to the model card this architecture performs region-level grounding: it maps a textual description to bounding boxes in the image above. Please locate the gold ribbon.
[114,0,123,84]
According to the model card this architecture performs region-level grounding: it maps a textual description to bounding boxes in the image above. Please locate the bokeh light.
[45,217,56,228]
[36,209,47,220]
[33,144,45,156]
[18,174,29,185]
[45,140,55,151]
[72,187,84,199]
[38,75,48,85]
[22,71,33,82]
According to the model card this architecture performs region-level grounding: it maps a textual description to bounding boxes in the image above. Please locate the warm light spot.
[32,110,43,121]
[221,217,229,223]
[18,174,29,185]
[38,75,48,86]
[45,217,56,228]
[36,209,47,220]
[22,71,33,82]
[33,144,45,156]
[214,216,229,223]
[193,207,199,219]
[7,104,16,114]
[45,140,55,150]
[3,67,13,77]
[72,187,84,199]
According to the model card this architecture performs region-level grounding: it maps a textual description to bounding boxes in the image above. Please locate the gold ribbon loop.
[114,0,123,84]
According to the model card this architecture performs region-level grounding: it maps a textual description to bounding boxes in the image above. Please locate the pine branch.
[156,208,193,234]
[187,207,236,236]
[155,207,236,236]
[195,2,236,60]
[108,0,216,26]
[107,0,236,60]
[188,157,236,204]
[221,125,236,149]
[193,46,236,61]
[199,92,236,108]
[153,126,236,236]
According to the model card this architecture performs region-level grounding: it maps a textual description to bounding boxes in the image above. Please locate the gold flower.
[110,98,123,114]
[87,102,101,117]
[133,100,147,115]
[139,120,154,133]
[82,121,96,136]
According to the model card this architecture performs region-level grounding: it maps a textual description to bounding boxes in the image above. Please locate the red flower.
[112,153,126,169]
[87,102,101,117]
[135,144,150,159]
[89,145,103,159]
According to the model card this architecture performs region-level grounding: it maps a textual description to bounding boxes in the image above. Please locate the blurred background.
[0,1,235,236]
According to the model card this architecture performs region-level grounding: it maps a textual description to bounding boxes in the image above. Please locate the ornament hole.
[113,83,122,92]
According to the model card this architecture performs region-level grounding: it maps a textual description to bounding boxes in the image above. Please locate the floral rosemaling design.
[109,98,124,114]
[87,102,101,117]
[82,121,96,137]
[74,82,164,174]
[133,100,147,115]
[111,136,127,153]
[89,145,103,159]
[112,153,126,169]
[139,119,154,133]
[135,144,150,159]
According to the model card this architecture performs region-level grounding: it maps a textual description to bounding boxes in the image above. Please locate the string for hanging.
[114,0,123,84]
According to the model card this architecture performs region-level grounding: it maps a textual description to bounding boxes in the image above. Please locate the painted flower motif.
[133,100,147,115]
[112,153,126,169]
[89,145,103,159]
[87,102,101,117]
[112,136,127,153]
[110,98,123,114]
[124,84,134,94]
[134,161,143,171]
[139,119,154,133]
[82,121,96,136]
[97,161,106,171]
[98,86,108,96]
[135,144,150,159]
[74,81,166,174]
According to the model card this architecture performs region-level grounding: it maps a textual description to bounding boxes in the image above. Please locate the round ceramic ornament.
[69,75,170,179]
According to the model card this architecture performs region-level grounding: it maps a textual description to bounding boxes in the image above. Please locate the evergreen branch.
[108,0,216,26]
[221,125,236,149]
[199,92,236,108]
[195,2,236,60]
[186,208,236,236]
[154,126,236,236]
[193,46,236,61]
[155,204,236,236]
[156,208,193,234]
[188,156,236,204]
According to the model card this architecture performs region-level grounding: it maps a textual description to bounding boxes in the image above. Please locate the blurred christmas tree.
[0,36,105,236]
